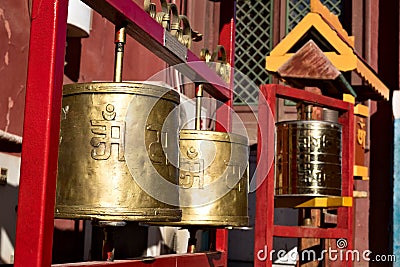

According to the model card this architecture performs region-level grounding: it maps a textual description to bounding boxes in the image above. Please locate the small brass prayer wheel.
[275,120,342,196]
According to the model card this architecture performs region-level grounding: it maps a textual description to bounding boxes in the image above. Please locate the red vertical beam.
[255,84,277,267]
[337,103,354,265]
[215,0,235,259]
[215,0,235,133]
[14,0,68,266]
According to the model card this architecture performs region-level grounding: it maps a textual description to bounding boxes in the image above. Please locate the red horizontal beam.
[265,84,352,112]
[82,0,230,101]
[274,226,350,239]
[52,252,226,267]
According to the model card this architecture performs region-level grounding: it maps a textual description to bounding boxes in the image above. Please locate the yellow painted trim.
[354,104,369,117]
[353,191,368,198]
[356,60,390,101]
[327,196,352,207]
[266,53,357,72]
[265,55,294,72]
[343,94,355,104]
[270,13,353,57]
[354,165,369,177]
[275,196,352,208]
[310,0,354,47]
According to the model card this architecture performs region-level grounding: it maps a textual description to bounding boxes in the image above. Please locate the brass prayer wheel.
[55,82,181,222]
[275,120,342,196]
[176,129,249,227]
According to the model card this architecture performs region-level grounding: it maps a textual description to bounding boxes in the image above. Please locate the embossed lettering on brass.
[146,123,168,164]
[357,120,366,149]
[179,159,204,189]
[224,161,242,190]
[90,104,125,161]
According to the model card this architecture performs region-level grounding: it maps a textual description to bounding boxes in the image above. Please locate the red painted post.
[255,84,277,267]
[256,84,354,267]
[14,0,68,266]
[337,104,354,267]
[215,0,236,260]
[215,15,235,133]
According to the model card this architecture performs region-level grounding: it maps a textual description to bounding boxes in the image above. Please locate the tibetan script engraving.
[179,159,204,189]
[146,123,168,164]
[224,161,242,191]
[357,120,366,149]
[90,104,125,161]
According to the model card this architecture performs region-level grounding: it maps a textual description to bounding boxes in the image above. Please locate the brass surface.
[56,82,181,221]
[173,130,249,227]
[275,120,342,196]
[144,0,202,48]
[211,45,231,84]
[195,85,203,131]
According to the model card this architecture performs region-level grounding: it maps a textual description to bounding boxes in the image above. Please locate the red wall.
[0,1,30,136]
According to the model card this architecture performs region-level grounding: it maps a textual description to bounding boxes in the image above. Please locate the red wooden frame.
[14,0,235,266]
[51,252,226,267]
[255,84,354,267]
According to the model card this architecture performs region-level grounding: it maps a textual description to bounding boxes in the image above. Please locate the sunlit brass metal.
[195,85,203,131]
[144,0,202,48]
[114,26,126,83]
[175,130,249,227]
[275,120,342,196]
[211,45,231,84]
[56,82,181,222]
[199,48,211,63]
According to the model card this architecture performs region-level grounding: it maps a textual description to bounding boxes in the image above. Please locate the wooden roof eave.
[266,12,390,101]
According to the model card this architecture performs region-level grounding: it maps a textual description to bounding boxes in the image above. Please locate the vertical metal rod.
[114,26,126,82]
[305,105,313,120]
[195,84,203,130]
[187,227,198,253]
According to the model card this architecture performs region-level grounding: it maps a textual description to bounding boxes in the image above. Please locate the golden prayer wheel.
[275,120,342,196]
[175,129,249,227]
[55,82,181,222]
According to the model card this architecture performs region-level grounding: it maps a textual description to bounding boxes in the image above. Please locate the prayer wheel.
[55,82,181,222]
[177,129,249,227]
[56,26,181,222]
[275,120,342,196]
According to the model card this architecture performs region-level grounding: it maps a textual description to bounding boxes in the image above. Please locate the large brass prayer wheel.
[176,130,249,227]
[56,82,181,222]
[275,120,342,196]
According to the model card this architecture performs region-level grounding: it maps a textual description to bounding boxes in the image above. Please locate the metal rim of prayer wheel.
[275,120,342,197]
[55,82,182,222]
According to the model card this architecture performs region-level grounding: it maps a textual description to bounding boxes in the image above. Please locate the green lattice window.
[234,0,273,105]
[287,0,342,32]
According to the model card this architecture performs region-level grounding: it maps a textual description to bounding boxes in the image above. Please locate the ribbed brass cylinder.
[174,130,249,227]
[56,82,181,222]
[275,120,342,196]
